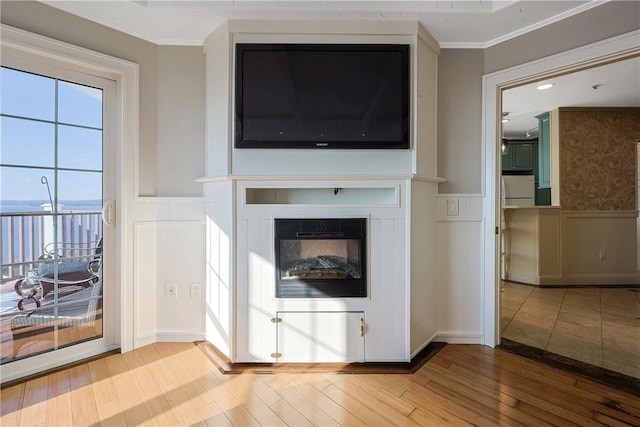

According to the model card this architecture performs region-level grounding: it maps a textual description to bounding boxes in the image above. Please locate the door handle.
[102,200,115,227]
[360,318,365,337]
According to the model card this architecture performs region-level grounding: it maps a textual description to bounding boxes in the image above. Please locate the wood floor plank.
[19,375,48,427]
[321,383,409,426]
[122,349,181,426]
[67,364,100,426]
[418,362,555,426]
[400,389,475,426]
[326,376,420,425]
[106,352,156,426]
[45,369,73,427]
[0,382,24,427]
[292,380,370,426]
[3,342,639,426]
[337,374,417,416]
[436,358,583,427]
[444,349,639,425]
[408,407,451,426]
[448,363,607,426]
[87,358,127,426]
[263,374,343,426]
[269,398,314,427]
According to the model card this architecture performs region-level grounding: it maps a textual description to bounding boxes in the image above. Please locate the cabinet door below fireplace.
[276,311,365,363]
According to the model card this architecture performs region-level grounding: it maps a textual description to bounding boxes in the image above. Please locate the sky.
[0,66,103,205]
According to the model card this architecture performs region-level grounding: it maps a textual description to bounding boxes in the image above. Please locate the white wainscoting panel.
[563,211,639,285]
[133,197,206,348]
[435,194,483,344]
[134,222,158,347]
[155,221,206,342]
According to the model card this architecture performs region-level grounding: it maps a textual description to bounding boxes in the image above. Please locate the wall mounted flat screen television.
[235,43,410,149]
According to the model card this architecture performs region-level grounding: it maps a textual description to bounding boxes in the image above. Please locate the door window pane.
[1,63,107,365]
[1,116,55,168]
[0,68,55,120]
[0,166,55,213]
[58,125,103,171]
[57,170,102,207]
[58,81,102,128]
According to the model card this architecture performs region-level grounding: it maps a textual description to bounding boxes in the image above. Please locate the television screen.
[235,44,410,149]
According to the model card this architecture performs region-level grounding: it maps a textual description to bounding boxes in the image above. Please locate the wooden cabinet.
[536,112,551,189]
[502,142,535,172]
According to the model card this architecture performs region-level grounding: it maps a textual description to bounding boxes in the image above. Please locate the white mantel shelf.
[196,175,446,184]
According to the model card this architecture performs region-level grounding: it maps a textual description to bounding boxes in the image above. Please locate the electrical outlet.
[166,282,177,298]
[599,250,606,261]
[191,283,201,299]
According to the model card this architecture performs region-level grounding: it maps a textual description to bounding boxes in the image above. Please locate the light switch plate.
[447,199,459,216]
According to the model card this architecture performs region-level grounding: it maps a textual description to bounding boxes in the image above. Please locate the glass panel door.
[1,62,114,367]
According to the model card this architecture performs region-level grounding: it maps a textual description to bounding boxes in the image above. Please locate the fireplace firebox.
[275,218,367,298]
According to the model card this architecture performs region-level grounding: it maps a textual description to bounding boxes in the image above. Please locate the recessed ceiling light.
[537,83,555,91]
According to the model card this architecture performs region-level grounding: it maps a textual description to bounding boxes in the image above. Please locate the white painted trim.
[563,210,639,219]
[435,332,483,345]
[483,1,610,48]
[482,29,640,348]
[409,331,439,359]
[505,273,540,285]
[157,332,206,342]
[551,275,640,285]
[0,25,139,358]
[135,333,158,349]
[197,174,445,183]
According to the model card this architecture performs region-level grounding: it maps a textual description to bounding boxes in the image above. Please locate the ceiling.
[43,0,602,47]
[40,0,638,137]
[502,56,640,139]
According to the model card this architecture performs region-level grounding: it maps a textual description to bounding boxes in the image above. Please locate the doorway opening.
[492,45,640,384]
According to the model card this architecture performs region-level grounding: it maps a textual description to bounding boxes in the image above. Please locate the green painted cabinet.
[536,112,551,189]
[502,142,535,172]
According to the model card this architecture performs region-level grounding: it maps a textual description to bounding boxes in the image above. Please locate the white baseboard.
[134,334,157,349]
[505,272,540,285]
[435,331,483,344]
[157,331,206,343]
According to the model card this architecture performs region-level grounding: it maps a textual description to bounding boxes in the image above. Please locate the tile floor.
[501,281,640,379]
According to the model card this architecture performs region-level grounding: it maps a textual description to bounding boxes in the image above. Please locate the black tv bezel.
[234,43,411,150]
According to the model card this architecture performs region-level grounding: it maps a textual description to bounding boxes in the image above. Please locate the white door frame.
[481,30,640,346]
[1,24,138,382]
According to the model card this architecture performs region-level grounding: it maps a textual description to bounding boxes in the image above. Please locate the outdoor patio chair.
[14,238,102,310]
[10,276,103,358]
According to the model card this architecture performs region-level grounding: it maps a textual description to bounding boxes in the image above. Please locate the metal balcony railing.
[1,211,102,279]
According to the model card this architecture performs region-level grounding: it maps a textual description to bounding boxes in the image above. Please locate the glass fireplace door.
[275,218,367,298]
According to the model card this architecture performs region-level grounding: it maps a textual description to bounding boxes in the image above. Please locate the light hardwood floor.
[2,342,639,426]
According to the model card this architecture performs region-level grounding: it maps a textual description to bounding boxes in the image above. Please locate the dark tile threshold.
[498,338,640,397]
[197,340,447,374]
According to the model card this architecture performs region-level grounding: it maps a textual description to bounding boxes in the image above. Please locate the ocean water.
[1,200,102,278]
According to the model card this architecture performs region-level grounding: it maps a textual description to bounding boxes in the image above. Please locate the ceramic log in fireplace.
[274,218,367,298]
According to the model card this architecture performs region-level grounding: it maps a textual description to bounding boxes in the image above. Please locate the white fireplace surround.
[199,20,442,363]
